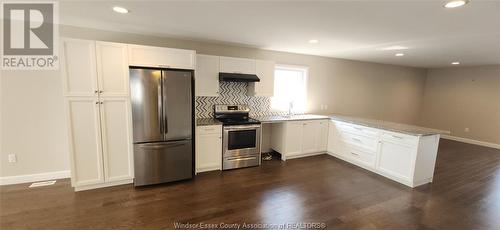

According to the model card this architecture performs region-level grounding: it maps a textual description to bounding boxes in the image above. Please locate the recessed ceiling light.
[113,6,129,14]
[444,0,469,8]
[451,61,460,65]
[308,39,319,44]
[378,46,409,51]
[395,53,405,57]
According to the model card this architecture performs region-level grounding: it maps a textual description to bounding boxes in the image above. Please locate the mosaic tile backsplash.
[195,82,287,118]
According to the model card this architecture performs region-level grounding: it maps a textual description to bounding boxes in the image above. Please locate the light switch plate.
[8,154,17,163]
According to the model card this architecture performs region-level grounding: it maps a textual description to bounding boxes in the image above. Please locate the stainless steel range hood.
[219,72,260,82]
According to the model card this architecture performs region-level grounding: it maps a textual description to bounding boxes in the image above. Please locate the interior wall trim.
[0,170,71,186]
[441,135,500,150]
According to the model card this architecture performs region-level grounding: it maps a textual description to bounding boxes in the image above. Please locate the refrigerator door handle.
[137,140,189,149]
[158,78,163,135]
[162,74,169,136]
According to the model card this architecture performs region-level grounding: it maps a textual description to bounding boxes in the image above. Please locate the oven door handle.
[226,156,258,162]
[224,125,261,131]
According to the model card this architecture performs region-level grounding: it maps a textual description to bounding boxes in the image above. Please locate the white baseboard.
[441,135,500,150]
[74,179,133,192]
[0,170,70,186]
[196,165,221,174]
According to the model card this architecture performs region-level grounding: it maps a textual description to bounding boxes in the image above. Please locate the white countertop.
[252,114,449,136]
[329,115,450,136]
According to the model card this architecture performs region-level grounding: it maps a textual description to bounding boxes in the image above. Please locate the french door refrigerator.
[129,67,194,186]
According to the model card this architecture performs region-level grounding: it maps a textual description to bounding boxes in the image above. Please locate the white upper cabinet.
[96,42,129,97]
[248,59,275,97]
[195,54,220,97]
[128,44,196,70]
[220,56,256,74]
[62,39,98,96]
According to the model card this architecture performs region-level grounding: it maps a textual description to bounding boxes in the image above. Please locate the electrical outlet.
[8,154,17,163]
[464,128,469,132]
[324,105,328,110]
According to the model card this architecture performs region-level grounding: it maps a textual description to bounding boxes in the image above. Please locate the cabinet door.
[248,59,275,97]
[99,98,134,182]
[62,39,98,96]
[317,120,329,152]
[128,45,195,69]
[66,98,104,186]
[285,122,303,156]
[195,54,220,96]
[195,132,222,173]
[220,56,256,74]
[96,42,129,97]
[377,141,415,181]
[327,120,337,153]
[302,121,319,153]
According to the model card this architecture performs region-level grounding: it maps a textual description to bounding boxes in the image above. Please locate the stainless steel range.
[214,105,261,170]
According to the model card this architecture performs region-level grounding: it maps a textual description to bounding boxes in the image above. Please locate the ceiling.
[59,0,500,68]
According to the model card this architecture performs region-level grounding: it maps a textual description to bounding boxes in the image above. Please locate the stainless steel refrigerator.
[129,68,194,186]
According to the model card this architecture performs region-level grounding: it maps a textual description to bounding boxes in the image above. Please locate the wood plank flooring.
[1,139,500,229]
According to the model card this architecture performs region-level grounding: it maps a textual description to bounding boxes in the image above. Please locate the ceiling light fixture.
[395,53,405,57]
[444,0,469,8]
[378,46,409,51]
[308,39,319,44]
[113,6,129,14]
[451,61,460,65]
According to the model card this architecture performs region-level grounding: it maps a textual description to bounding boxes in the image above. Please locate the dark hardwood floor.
[1,139,500,229]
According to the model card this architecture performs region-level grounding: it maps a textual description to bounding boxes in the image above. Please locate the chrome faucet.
[288,101,294,116]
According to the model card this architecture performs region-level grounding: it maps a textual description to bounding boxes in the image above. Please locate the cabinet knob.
[95,101,99,105]
[94,90,98,94]
[100,101,103,104]
[99,90,103,94]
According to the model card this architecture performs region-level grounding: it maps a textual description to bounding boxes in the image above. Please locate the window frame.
[271,64,309,113]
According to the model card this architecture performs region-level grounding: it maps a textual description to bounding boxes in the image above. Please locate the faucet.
[288,101,294,116]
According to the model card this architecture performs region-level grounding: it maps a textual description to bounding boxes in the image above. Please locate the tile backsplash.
[195,82,286,118]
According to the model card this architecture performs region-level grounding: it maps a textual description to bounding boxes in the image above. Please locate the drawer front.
[196,125,222,135]
[335,121,379,138]
[381,131,418,147]
[341,145,376,168]
[338,131,378,153]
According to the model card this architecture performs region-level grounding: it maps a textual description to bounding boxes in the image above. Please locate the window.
[271,65,308,113]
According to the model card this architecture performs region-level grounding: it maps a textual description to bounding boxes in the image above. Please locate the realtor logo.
[1,2,59,70]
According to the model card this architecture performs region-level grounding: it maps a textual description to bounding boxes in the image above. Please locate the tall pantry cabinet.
[61,39,134,191]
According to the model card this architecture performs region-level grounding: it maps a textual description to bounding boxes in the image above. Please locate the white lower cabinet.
[327,120,440,188]
[66,97,134,191]
[377,140,414,181]
[98,98,134,182]
[195,125,222,173]
[66,98,105,186]
[271,119,329,160]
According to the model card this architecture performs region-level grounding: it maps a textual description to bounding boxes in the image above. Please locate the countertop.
[330,115,450,136]
[197,114,448,136]
[252,114,330,123]
[196,118,222,126]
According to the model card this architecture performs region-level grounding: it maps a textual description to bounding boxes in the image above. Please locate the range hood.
[219,72,260,82]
